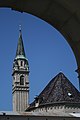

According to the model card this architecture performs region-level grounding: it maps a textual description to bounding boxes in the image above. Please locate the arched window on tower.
[20,61,23,67]
[20,75,24,85]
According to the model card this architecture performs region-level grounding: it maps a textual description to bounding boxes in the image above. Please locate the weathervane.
[19,24,22,31]
[19,24,22,37]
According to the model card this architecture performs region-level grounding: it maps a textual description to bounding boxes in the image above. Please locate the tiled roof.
[27,72,80,110]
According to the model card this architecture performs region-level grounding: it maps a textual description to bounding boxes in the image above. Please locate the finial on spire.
[19,25,22,36]
[19,24,22,31]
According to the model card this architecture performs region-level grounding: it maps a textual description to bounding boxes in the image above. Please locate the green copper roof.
[16,29,26,58]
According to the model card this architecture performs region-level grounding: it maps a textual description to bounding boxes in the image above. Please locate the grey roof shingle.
[27,72,80,110]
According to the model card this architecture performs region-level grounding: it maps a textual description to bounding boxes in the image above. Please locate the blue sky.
[0,8,78,111]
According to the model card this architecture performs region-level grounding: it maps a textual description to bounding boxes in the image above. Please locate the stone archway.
[0,0,80,78]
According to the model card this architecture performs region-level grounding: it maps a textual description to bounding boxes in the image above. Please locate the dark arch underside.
[0,0,80,75]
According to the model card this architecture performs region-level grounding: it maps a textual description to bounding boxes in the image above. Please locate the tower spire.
[16,26,26,59]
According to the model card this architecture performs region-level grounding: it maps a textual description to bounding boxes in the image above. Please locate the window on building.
[20,75,24,85]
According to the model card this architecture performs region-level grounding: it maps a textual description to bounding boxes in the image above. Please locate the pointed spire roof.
[27,72,80,110]
[15,27,26,60]
[38,72,80,104]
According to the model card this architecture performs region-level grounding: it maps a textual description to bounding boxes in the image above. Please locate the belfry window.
[20,76,24,85]
[21,61,23,66]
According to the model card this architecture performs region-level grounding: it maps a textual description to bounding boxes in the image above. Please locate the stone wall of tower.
[12,59,29,112]
[12,29,29,112]
[13,89,29,112]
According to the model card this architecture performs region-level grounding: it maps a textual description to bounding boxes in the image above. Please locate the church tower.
[12,28,29,112]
